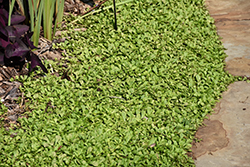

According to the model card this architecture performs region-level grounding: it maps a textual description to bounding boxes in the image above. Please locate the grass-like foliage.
[13,0,65,46]
[0,0,237,166]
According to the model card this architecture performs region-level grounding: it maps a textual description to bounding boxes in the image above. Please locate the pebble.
[7,115,18,121]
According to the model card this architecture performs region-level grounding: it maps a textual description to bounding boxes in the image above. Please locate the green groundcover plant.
[0,0,239,166]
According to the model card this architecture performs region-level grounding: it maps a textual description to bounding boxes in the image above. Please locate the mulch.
[0,38,61,130]
[0,66,28,130]
[65,0,100,15]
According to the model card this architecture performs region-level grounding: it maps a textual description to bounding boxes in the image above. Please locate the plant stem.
[68,0,134,26]
[113,0,117,30]
[8,0,16,26]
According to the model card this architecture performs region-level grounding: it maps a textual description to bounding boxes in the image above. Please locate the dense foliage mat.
[0,0,237,166]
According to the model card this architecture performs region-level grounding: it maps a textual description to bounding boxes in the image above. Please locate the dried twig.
[109,96,125,100]
[68,0,134,26]
[79,0,110,16]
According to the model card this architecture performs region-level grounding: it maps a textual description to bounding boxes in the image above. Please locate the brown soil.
[0,37,63,130]
[64,0,99,15]
[0,66,28,130]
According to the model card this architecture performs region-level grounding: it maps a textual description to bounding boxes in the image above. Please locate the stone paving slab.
[205,0,250,76]
[193,0,250,166]
[195,81,250,167]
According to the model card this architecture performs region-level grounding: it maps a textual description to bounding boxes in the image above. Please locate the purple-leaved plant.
[0,2,47,73]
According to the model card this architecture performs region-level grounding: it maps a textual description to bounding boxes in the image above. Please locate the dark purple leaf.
[0,8,8,25]
[0,9,25,26]
[5,25,29,42]
[25,32,34,39]
[5,39,30,60]
[0,14,6,27]
[5,44,14,58]
[12,25,29,36]
[0,21,9,47]
[22,32,36,49]
[0,38,9,48]
[0,5,47,74]
[5,26,17,42]
[11,15,26,25]
[30,52,48,73]
[0,51,4,65]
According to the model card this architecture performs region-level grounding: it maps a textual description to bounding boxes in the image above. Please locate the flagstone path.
[193,0,250,166]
